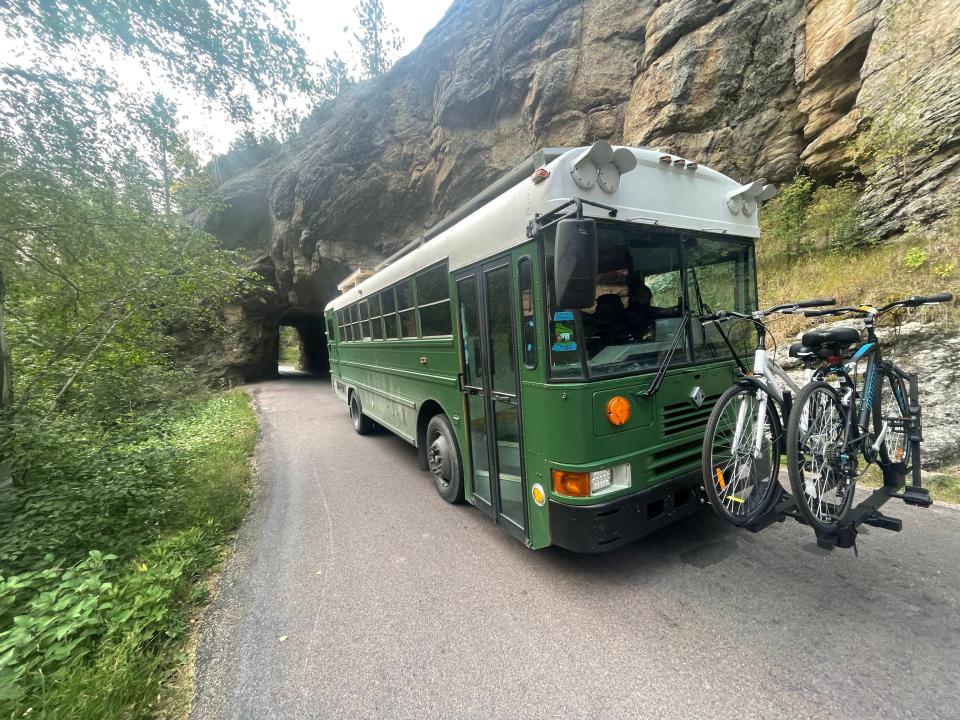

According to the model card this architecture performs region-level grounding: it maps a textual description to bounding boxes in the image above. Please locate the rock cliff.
[199,0,960,387]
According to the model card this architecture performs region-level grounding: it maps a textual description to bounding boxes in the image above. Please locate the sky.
[1,0,453,158]
[182,0,454,155]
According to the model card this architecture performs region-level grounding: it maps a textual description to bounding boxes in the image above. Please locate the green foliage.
[759,176,865,262]
[352,0,405,80]
[1,0,315,135]
[903,246,929,271]
[278,326,301,367]
[0,391,257,717]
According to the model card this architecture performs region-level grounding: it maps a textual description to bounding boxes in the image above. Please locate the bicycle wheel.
[787,382,857,532]
[874,370,911,468]
[702,383,782,526]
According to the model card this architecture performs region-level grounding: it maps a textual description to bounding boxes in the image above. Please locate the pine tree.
[352,0,404,79]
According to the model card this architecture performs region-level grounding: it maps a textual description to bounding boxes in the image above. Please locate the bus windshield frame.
[541,221,758,382]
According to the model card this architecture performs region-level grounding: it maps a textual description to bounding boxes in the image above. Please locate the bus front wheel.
[349,392,374,435]
[426,414,464,504]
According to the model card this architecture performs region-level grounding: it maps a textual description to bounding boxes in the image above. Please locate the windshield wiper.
[644,311,689,397]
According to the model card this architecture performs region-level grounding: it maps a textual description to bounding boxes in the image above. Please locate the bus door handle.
[491,391,515,404]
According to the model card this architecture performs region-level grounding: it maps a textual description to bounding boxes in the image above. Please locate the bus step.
[896,486,933,508]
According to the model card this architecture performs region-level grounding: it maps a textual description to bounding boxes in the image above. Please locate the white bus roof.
[327,145,762,312]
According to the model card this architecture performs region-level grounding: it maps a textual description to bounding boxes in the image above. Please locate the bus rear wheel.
[426,414,464,503]
[349,392,374,435]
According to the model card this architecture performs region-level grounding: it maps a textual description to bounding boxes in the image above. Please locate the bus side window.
[518,257,536,368]
[397,280,417,338]
[417,263,452,337]
[381,288,398,339]
[368,293,383,340]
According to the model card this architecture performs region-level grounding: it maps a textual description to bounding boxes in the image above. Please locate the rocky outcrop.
[198,0,960,393]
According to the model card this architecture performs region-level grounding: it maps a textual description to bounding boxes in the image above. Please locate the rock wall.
[199,0,960,385]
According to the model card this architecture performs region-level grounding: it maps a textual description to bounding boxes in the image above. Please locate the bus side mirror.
[554,218,598,309]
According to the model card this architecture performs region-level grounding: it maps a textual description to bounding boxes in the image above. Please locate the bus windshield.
[545,222,756,380]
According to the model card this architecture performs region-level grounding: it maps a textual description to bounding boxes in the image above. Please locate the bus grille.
[649,439,703,480]
[661,394,720,437]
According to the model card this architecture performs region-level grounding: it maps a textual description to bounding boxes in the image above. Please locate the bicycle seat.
[801,327,861,359]
[788,342,814,359]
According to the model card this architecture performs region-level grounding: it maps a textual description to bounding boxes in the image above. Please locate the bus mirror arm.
[645,312,690,397]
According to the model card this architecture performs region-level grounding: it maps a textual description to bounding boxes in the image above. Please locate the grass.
[757,223,960,338]
[860,463,960,505]
[0,390,258,719]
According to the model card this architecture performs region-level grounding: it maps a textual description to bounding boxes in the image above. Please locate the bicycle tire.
[702,383,783,526]
[874,369,911,469]
[786,381,857,533]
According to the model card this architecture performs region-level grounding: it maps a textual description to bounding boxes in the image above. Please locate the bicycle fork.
[732,350,770,458]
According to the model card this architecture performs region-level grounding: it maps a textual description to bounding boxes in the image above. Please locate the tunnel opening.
[276,311,329,377]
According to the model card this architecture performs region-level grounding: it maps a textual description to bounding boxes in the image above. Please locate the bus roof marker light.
[659,154,672,164]
[531,167,550,183]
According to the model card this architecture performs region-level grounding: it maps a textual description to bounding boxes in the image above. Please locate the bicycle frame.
[723,320,816,457]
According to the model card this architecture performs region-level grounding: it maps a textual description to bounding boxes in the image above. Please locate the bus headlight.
[551,464,631,497]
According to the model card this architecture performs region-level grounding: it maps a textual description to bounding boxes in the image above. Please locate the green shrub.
[903,246,929,270]
[0,391,256,718]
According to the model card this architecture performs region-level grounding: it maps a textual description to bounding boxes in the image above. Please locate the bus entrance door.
[456,260,527,540]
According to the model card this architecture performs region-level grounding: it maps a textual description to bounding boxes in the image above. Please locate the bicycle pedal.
[897,486,933,508]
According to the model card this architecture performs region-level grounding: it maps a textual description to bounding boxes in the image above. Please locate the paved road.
[191,374,960,720]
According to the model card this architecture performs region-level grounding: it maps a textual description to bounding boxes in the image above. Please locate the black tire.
[425,414,464,503]
[786,381,857,532]
[701,383,783,526]
[349,391,374,435]
[874,370,911,469]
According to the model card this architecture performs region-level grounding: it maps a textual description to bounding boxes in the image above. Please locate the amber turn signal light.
[551,469,591,497]
[606,395,631,426]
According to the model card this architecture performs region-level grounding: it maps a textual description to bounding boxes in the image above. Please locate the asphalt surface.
[191,372,960,720]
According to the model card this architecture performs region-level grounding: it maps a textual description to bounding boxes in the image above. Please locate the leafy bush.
[0,391,256,718]
[759,176,865,262]
[903,246,929,270]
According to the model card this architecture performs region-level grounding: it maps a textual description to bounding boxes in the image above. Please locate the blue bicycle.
[786,293,953,538]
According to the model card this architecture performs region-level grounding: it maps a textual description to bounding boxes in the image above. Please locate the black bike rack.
[743,458,932,551]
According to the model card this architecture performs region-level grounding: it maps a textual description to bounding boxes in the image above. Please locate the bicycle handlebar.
[892,292,954,309]
[701,298,836,324]
[803,293,953,318]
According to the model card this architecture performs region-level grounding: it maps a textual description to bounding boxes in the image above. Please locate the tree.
[351,0,404,79]
[0,1,314,423]
[320,52,355,101]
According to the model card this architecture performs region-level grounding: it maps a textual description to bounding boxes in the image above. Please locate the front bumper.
[548,472,703,553]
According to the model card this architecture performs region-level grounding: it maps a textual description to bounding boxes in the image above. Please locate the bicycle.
[786,293,954,540]
[699,298,836,526]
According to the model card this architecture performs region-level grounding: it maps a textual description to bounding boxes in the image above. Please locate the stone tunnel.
[278,310,329,376]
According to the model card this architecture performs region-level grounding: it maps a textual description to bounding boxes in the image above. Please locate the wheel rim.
[795,387,853,525]
[350,397,360,428]
[427,429,451,488]
[708,390,776,518]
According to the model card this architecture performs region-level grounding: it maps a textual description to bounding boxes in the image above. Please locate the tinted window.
[381,288,396,313]
[419,302,452,336]
[399,309,417,338]
[416,264,448,305]
[384,313,398,339]
[518,258,537,368]
[397,280,414,311]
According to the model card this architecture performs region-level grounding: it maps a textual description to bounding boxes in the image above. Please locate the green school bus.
[325,142,767,552]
